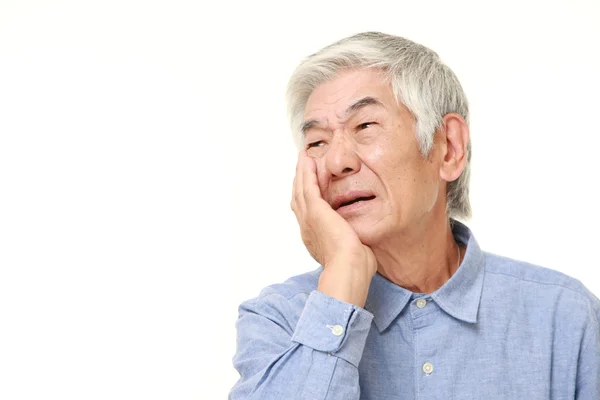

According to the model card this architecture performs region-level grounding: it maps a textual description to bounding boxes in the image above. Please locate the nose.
[325,134,361,179]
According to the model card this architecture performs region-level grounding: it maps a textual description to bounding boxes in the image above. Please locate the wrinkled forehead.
[303,69,396,120]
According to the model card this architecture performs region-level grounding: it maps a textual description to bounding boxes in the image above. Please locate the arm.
[229,150,377,399]
[229,289,374,400]
[575,302,600,399]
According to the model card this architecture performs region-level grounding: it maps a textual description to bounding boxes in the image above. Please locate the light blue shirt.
[229,221,600,399]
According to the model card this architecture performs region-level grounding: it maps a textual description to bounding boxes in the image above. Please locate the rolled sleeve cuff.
[291,290,374,367]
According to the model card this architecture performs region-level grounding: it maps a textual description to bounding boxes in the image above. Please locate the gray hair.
[285,31,472,220]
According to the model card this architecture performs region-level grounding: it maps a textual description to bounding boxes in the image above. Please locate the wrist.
[318,264,373,308]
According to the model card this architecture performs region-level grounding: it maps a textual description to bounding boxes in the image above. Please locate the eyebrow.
[301,96,384,136]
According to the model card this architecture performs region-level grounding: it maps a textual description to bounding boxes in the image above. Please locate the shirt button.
[422,362,434,375]
[416,298,427,308]
[330,325,344,336]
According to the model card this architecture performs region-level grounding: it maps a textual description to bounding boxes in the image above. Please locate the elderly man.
[229,32,600,399]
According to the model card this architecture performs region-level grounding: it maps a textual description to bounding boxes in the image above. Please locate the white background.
[0,1,599,399]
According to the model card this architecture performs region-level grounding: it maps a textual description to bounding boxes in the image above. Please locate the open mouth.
[338,195,376,209]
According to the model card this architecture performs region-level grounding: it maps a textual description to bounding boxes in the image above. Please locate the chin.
[348,218,387,247]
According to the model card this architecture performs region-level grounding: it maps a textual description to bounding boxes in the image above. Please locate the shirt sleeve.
[575,295,600,399]
[229,289,374,400]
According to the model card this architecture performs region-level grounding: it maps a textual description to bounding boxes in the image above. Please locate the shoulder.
[483,251,600,323]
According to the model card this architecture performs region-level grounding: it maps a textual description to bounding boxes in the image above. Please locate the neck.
[371,215,461,294]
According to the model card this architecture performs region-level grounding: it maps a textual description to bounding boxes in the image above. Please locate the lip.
[336,197,375,215]
[331,190,376,211]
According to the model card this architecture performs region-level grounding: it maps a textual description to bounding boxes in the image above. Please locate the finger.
[291,174,299,212]
[300,151,323,207]
[300,153,344,232]
[293,150,307,214]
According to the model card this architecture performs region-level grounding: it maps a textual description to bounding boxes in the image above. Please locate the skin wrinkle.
[302,97,385,136]
[303,68,468,294]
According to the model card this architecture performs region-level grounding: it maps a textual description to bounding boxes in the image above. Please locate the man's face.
[302,68,446,245]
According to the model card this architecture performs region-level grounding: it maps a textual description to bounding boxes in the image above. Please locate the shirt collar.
[364,220,485,333]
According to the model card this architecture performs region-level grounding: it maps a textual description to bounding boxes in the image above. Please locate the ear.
[439,113,469,183]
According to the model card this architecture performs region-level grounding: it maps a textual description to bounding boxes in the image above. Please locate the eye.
[307,140,325,149]
[357,122,376,130]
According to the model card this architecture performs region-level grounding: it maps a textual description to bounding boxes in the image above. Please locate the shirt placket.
[411,295,442,400]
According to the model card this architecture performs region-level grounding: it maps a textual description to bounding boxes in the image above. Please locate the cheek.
[363,148,437,204]
[358,142,389,175]
[359,132,442,212]
[409,160,443,212]
[361,140,414,182]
